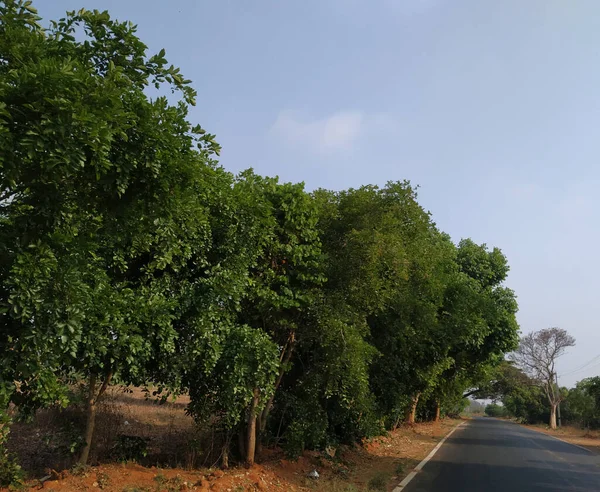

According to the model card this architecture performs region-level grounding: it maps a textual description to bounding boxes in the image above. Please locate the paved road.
[403,418,600,492]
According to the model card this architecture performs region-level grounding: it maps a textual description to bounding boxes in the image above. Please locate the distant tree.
[562,381,597,429]
[512,328,575,429]
[484,403,507,418]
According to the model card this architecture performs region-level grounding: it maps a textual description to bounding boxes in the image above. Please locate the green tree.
[315,183,453,427]
[431,240,519,419]
[0,1,221,464]
[484,404,507,418]
[563,377,600,429]
[231,175,325,465]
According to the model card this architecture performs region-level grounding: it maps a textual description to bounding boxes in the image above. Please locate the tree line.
[483,352,600,432]
[0,1,520,479]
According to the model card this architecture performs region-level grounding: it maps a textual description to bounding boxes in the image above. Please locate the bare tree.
[511,328,575,429]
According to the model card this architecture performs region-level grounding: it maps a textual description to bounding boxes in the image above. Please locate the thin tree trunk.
[405,393,420,424]
[246,388,260,466]
[259,336,295,433]
[78,369,114,465]
[222,433,231,469]
[222,448,229,468]
[434,401,441,422]
[79,373,97,465]
[237,430,246,460]
[256,432,263,457]
[550,403,557,429]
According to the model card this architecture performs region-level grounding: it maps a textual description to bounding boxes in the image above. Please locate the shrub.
[484,404,507,418]
[368,472,390,491]
[111,435,148,462]
[0,413,24,488]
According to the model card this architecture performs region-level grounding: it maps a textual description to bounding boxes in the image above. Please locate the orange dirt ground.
[7,388,462,492]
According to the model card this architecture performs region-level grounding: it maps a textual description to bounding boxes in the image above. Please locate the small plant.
[96,471,111,490]
[153,472,167,485]
[153,473,184,492]
[367,472,391,491]
[395,462,405,475]
[0,414,24,489]
[122,487,151,492]
[112,435,148,462]
[71,462,90,477]
[0,453,23,489]
[332,463,350,478]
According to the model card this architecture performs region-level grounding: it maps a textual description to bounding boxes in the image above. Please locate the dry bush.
[7,385,227,476]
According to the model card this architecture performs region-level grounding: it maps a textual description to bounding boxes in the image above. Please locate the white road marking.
[392,421,466,492]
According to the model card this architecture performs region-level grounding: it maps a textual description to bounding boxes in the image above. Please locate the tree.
[318,183,454,427]
[562,382,596,429]
[233,175,325,465]
[484,403,507,418]
[0,1,221,464]
[512,328,575,429]
[1,0,526,473]
[433,240,519,418]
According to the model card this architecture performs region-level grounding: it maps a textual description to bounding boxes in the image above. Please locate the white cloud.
[270,110,398,154]
[270,110,363,154]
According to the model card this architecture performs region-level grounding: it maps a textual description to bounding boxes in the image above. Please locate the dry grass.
[8,388,462,492]
[7,386,214,475]
[524,423,600,454]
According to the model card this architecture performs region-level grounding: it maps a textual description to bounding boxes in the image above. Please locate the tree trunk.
[246,388,260,466]
[237,431,246,460]
[259,336,294,433]
[79,373,97,465]
[434,401,441,422]
[222,441,229,469]
[405,393,420,424]
[79,369,113,465]
[549,403,557,429]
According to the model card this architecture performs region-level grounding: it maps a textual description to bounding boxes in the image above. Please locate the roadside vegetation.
[0,1,520,488]
[483,362,600,432]
[480,329,600,443]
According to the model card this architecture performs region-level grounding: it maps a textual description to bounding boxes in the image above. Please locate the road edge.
[391,420,466,491]
[518,423,597,455]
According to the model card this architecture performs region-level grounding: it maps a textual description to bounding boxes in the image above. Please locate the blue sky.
[39,0,600,386]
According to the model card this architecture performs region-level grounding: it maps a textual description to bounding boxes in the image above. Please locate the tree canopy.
[0,0,521,479]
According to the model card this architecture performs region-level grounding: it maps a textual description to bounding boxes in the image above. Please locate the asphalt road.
[403,418,600,492]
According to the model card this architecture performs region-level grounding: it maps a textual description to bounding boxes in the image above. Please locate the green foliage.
[484,404,507,418]
[186,324,279,429]
[153,473,185,492]
[111,435,149,462]
[1,0,522,469]
[483,363,549,424]
[0,412,23,488]
[562,377,600,429]
[96,471,111,490]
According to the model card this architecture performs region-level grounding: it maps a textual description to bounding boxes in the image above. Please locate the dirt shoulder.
[521,424,600,455]
[15,419,462,492]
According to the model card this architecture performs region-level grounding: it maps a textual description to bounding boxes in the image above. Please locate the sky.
[38,0,600,387]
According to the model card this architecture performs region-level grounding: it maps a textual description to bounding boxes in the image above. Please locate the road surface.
[403,418,600,492]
